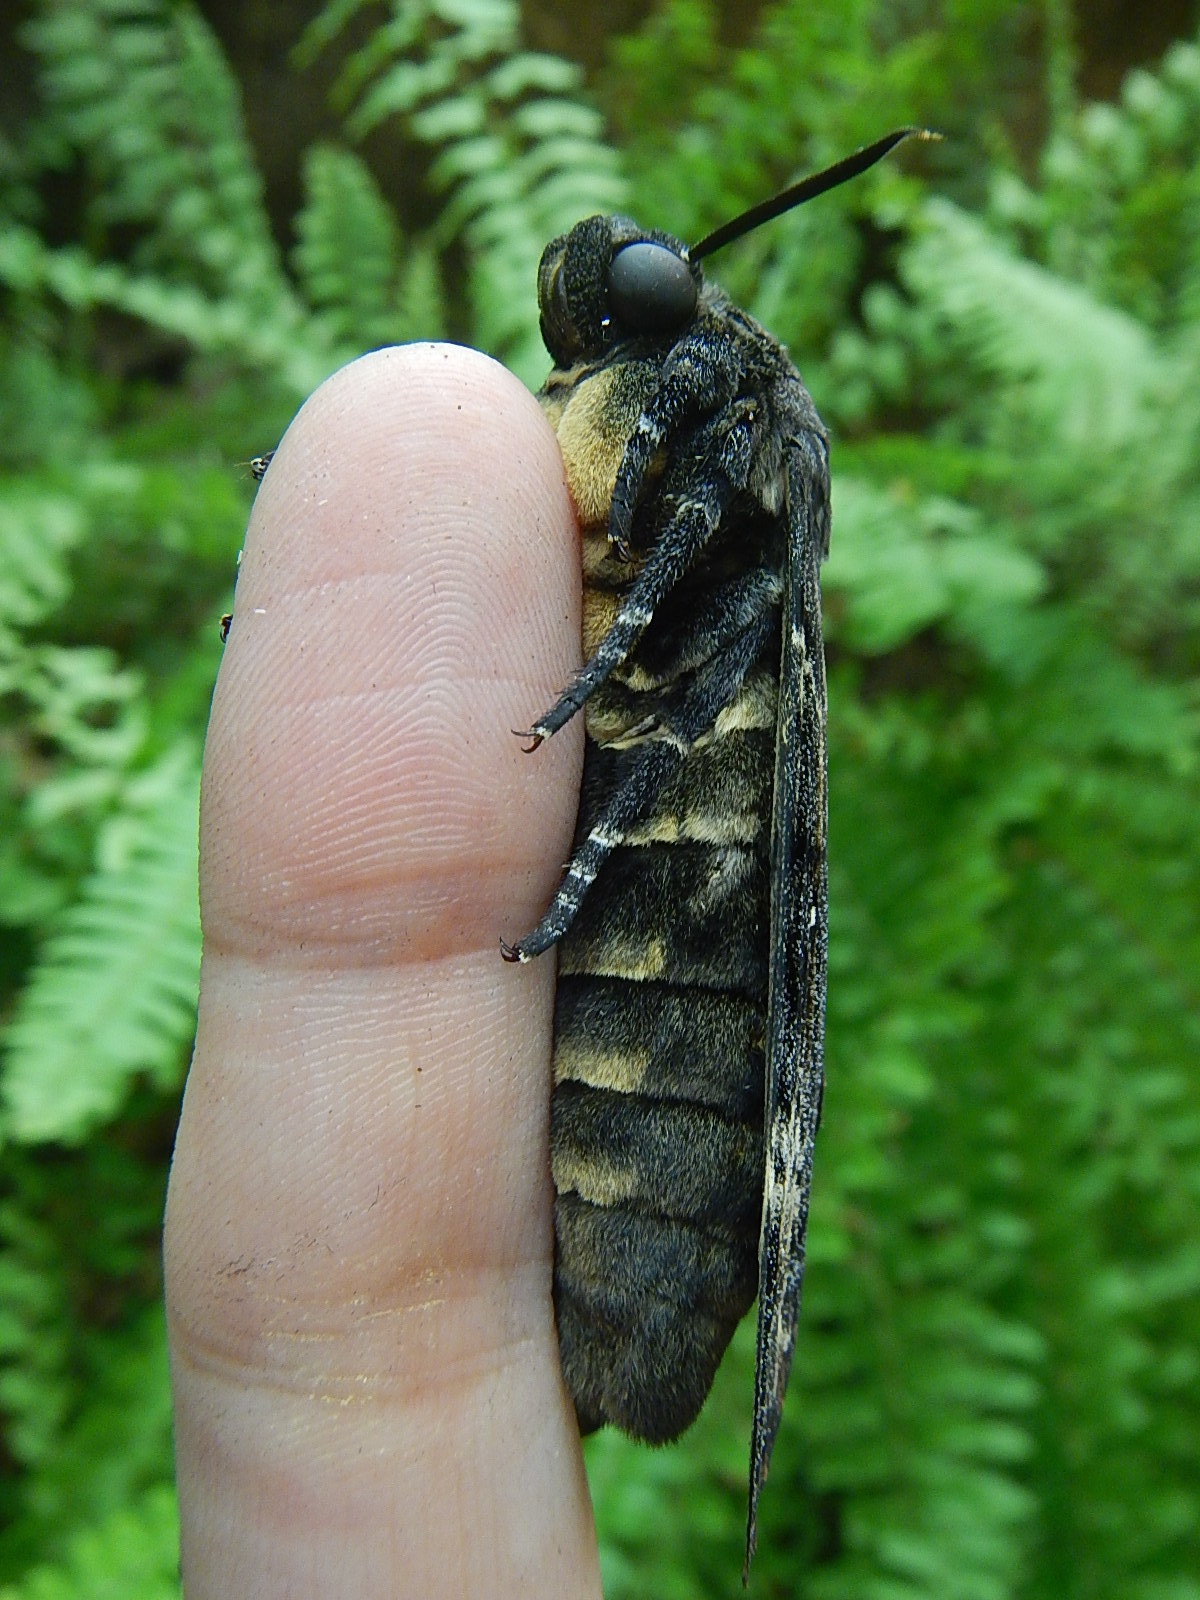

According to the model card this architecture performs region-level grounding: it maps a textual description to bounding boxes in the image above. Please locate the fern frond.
[314,0,625,383]
[0,225,334,397]
[0,637,147,931]
[294,144,445,351]
[18,1,336,394]
[0,488,84,643]
[897,198,1200,657]
[27,1,277,295]
[2,747,201,1145]
[17,646,145,781]
[1040,37,1200,328]
[906,199,1159,455]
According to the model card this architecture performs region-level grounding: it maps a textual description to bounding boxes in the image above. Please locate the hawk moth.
[503,129,933,1575]
[233,127,930,1576]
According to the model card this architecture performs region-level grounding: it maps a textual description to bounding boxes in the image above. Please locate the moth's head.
[537,215,702,367]
[536,132,939,370]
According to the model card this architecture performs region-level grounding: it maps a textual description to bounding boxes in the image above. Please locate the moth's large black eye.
[608,241,697,335]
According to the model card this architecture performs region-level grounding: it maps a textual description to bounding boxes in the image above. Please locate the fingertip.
[203,342,582,963]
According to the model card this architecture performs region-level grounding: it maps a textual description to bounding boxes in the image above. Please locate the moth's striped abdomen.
[541,356,784,1438]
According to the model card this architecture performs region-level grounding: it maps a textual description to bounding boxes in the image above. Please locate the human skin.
[163,343,603,1598]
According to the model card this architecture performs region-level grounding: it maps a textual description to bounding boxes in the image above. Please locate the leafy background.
[2,0,1199,1595]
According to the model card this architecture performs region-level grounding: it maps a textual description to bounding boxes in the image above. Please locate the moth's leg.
[505,602,776,962]
[525,400,758,747]
[581,559,781,746]
[608,327,743,553]
[626,563,783,689]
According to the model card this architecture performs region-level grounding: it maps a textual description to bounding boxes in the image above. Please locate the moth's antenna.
[689,127,940,263]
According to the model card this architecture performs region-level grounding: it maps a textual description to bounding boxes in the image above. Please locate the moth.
[503,129,933,1576]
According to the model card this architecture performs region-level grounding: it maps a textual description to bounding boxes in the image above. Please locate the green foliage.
[0,1484,179,1600]
[10,0,333,394]
[0,1144,174,1570]
[4,747,202,1144]
[294,144,446,351]
[1,2,1198,1597]
[586,8,1200,1600]
[299,0,624,381]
